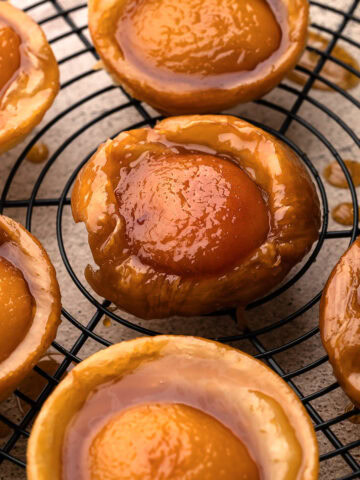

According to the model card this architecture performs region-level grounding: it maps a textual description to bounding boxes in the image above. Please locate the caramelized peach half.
[88,0,309,113]
[320,237,360,405]
[27,336,319,480]
[0,2,59,154]
[0,22,21,92]
[0,215,61,400]
[72,115,320,319]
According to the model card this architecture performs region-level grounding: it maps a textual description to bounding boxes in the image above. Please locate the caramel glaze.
[0,215,61,401]
[324,160,360,189]
[345,403,360,425]
[118,0,281,78]
[102,317,111,327]
[26,142,49,164]
[115,152,269,275]
[332,202,359,226]
[320,237,360,405]
[72,115,320,319]
[288,31,360,91]
[0,3,59,154]
[0,256,34,364]
[0,21,21,92]
[62,341,315,480]
[89,0,309,113]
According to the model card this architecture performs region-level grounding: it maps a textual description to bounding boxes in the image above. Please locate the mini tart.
[72,114,321,319]
[0,215,61,401]
[27,336,319,480]
[320,237,360,405]
[0,2,59,155]
[88,0,309,114]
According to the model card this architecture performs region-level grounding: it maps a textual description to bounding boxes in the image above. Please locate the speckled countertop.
[0,0,360,478]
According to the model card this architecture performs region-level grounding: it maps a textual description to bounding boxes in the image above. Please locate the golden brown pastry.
[72,114,320,319]
[88,0,309,114]
[320,237,360,405]
[0,2,59,154]
[27,336,319,480]
[0,215,61,401]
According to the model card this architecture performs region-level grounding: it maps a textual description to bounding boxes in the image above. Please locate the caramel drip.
[345,403,360,425]
[102,306,117,327]
[26,143,49,164]
[288,31,359,90]
[102,317,111,328]
[323,160,360,189]
[332,202,359,226]
[92,60,104,71]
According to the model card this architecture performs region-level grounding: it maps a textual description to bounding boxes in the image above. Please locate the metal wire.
[0,0,360,477]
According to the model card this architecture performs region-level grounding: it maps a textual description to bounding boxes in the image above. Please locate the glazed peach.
[72,115,320,319]
[320,237,360,405]
[0,215,61,401]
[88,0,309,114]
[27,336,319,480]
[0,2,59,154]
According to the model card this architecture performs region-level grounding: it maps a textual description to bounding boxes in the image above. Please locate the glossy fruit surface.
[88,403,259,480]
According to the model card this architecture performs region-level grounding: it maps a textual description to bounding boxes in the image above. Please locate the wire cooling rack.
[0,0,360,478]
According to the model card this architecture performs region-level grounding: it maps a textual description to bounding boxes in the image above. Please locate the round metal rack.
[0,0,360,478]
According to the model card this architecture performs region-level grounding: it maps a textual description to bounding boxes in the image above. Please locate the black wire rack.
[0,0,360,478]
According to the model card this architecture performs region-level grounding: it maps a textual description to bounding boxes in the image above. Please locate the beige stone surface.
[0,0,360,478]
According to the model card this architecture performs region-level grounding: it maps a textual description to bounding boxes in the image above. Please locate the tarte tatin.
[320,237,360,405]
[0,2,59,154]
[72,114,321,319]
[88,0,309,114]
[0,215,61,401]
[27,336,319,480]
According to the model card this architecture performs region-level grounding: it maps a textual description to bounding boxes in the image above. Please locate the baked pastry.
[0,215,61,401]
[0,2,59,154]
[320,237,360,405]
[72,114,321,319]
[27,336,319,480]
[88,0,309,114]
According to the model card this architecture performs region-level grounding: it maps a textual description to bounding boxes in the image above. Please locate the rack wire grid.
[0,0,360,478]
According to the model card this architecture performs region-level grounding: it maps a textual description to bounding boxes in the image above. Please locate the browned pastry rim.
[0,215,61,401]
[27,336,319,480]
[0,2,59,154]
